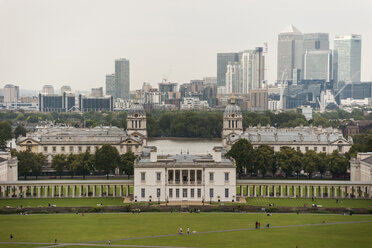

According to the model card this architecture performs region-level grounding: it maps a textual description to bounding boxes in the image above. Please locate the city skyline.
[0,0,371,91]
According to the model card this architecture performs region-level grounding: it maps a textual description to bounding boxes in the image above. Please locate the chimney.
[150,147,157,162]
[213,146,222,162]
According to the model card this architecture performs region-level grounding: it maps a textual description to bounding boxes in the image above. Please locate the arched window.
[26,141,32,152]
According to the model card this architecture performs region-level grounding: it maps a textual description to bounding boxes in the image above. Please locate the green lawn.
[0,197,125,208]
[1,213,372,247]
[245,197,372,209]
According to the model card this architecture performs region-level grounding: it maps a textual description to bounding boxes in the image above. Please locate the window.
[183,188,187,198]
[44,146,47,152]
[141,188,145,198]
[338,146,342,152]
[87,146,91,152]
[156,188,161,198]
[225,172,229,181]
[296,147,300,151]
[52,146,56,152]
[305,147,309,152]
[78,146,82,152]
[141,172,146,181]
[314,147,317,152]
[176,188,180,198]
[169,188,173,198]
[323,147,326,152]
[190,188,195,198]
[209,172,214,181]
[209,188,214,198]
[225,188,229,198]
[70,146,74,152]
[61,146,65,152]
[197,188,201,198]
[156,172,161,182]
[128,146,132,152]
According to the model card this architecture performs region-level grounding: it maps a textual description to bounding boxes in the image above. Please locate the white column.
[106,185,109,196]
[300,186,303,197]
[113,186,116,197]
[126,185,130,196]
[266,185,270,197]
[37,187,41,198]
[86,186,89,197]
[286,185,289,197]
[30,187,34,198]
[335,187,338,197]
[307,186,310,197]
[72,186,75,198]
[274,185,276,197]
[44,186,48,198]
[327,187,330,198]
[320,187,324,198]
[246,185,250,197]
[93,185,96,197]
[59,186,62,197]
[253,185,256,197]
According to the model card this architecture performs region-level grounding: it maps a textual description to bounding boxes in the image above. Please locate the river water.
[147,139,222,155]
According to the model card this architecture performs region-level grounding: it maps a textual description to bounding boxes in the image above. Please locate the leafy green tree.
[303,150,318,179]
[13,151,45,179]
[77,151,94,179]
[292,150,303,179]
[32,153,45,179]
[226,139,255,176]
[120,151,137,179]
[317,152,328,178]
[14,124,27,139]
[0,121,12,149]
[276,147,298,178]
[52,154,68,178]
[327,150,350,179]
[95,144,120,179]
[67,154,78,178]
[255,145,275,178]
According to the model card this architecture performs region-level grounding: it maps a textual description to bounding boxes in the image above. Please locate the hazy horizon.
[1,0,371,92]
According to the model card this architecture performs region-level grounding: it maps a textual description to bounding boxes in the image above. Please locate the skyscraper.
[115,58,130,99]
[334,35,362,83]
[3,84,19,103]
[304,50,332,82]
[303,33,329,51]
[225,62,240,94]
[217,53,239,87]
[240,47,265,94]
[42,85,54,95]
[105,73,116,97]
[277,25,303,82]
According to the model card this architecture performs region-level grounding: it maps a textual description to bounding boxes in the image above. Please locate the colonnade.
[236,180,372,199]
[0,180,133,199]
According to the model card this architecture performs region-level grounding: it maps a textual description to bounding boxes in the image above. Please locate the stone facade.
[350,153,372,182]
[133,146,236,203]
[0,152,18,181]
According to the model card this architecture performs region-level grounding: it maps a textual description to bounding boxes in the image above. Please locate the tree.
[0,121,12,149]
[95,144,120,179]
[226,139,255,176]
[303,150,318,179]
[14,124,27,139]
[33,153,45,179]
[120,151,137,179]
[327,150,350,179]
[293,150,303,179]
[276,147,298,178]
[67,154,78,179]
[255,145,275,178]
[317,152,328,179]
[52,154,68,178]
[77,151,94,179]
[13,151,45,179]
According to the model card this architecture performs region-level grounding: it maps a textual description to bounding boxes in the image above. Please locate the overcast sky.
[0,0,371,92]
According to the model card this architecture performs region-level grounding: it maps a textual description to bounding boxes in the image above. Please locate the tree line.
[226,139,349,179]
[11,144,136,180]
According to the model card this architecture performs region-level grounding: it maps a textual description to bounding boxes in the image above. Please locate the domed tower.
[127,100,147,142]
[222,96,243,147]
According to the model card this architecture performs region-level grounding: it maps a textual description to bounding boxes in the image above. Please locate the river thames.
[147,138,222,155]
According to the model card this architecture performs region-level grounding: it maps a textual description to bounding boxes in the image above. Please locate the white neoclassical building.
[0,152,18,181]
[17,101,147,163]
[133,146,236,203]
[350,153,372,182]
[222,98,353,154]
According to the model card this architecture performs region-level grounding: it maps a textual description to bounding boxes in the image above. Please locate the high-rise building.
[38,92,75,112]
[277,25,303,82]
[115,58,130,99]
[248,88,268,111]
[105,73,116,97]
[217,53,239,87]
[3,84,19,103]
[303,33,329,52]
[42,85,54,95]
[304,50,332,82]
[60,85,71,94]
[225,62,240,94]
[203,77,217,85]
[334,35,362,83]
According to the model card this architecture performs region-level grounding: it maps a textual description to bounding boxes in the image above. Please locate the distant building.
[304,50,332,81]
[115,58,130,99]
[334,35,362,83]
[42,85,54,95]
[133,146,236,202]
[0,152,18,181]
[240,47,265,94]
[301,106,313,121]
[225,62,240,94]
[180,97,209,110]
[105,73,116,97]
[78,95,113,112]
[3,84,19,103]
[248,89,268,111]
[91,87,103,97]
[350,153,372,181]
[38,92,75,112]
[303,33,329,51]
[203,77,217,85]
[217,53,239,87]
[277,25,303,82]
[159,82,178,93]
[60,85,72,94]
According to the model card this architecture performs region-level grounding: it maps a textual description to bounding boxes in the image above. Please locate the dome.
[224,99,241,115]
[128,102,145,115]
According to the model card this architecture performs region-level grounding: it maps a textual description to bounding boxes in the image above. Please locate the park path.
[1,220,372,248]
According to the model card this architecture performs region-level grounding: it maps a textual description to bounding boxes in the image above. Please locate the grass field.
[245,197,372,209]
[1,213,372,247]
